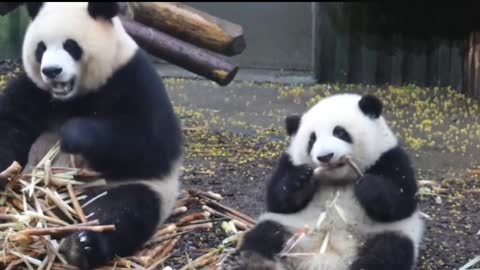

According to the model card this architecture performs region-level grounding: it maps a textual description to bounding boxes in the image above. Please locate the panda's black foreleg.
[266,153,318,214]
[354,147,418,223]
[354,173,417,222]
[59,183,161,270]
[0,74,52,189]
[60,117,145,166]
[349,232,415,270]
[221,220,291,270]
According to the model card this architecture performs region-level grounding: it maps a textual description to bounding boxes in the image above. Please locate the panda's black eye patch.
[333,126,352,143]
[35,41,46,63]
[307,132,316,153]
[63,39,83,61]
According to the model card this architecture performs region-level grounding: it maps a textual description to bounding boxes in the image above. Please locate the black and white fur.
[0,3,183,269]
[221,94,424,270]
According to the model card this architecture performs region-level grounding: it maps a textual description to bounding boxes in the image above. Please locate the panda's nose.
[317,153,334,163]
[42,66,63,79]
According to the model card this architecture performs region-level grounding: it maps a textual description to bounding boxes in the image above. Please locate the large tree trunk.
[128,2,246,56]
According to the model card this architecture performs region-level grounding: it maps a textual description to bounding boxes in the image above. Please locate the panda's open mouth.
[51,78,75,97]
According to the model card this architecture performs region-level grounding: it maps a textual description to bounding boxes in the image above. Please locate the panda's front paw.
[60,118,100,155]
[286,165,313,191]
[59,230,112,270]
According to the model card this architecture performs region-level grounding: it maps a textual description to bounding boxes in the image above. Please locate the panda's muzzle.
[316,154,347,169]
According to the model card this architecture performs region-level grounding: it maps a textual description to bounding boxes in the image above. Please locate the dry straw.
[0,143,256,269]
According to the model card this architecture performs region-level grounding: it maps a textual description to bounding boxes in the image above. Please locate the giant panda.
[0,2,183,269]
[221,93,424,270]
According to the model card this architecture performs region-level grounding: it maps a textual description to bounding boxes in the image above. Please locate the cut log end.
[226,36,247,57]
[213,67,239,86]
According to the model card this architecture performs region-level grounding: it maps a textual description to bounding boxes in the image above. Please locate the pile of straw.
[0,143,255,270]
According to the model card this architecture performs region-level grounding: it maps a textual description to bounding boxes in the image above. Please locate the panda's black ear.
[359,94,382,119]
[26,2,44,18]
[285,115,301,136]
[88,2,119,20]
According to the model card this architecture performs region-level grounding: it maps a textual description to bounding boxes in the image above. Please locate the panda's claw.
[283,165,313,192]
[297,166,313,183]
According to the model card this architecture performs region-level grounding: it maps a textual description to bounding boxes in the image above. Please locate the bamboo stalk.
[19,224,115,236]
[177,222,213,232]
[177,211,210,226]
[204,199,256,226]
[0,162,22,181]
[66,184,87,223]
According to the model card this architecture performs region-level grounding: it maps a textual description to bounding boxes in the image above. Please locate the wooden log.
[122,18,239,86]
[126,2,246,57]
[0,3,23,16]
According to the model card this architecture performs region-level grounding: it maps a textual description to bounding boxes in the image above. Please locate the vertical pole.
[312,2,321,82]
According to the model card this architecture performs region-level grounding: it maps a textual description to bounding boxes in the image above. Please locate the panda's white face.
[33,38,82,100]
[22,2,138,101]
[287,93,398,182]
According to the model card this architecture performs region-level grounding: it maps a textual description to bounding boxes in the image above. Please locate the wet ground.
[0,59,479,269]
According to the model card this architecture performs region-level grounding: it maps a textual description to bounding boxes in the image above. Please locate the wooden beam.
[122,18,238,86]
[128,2,246,57]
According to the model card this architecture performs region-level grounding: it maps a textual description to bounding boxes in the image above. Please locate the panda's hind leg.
[349,232,415,270]
[221,220,291,270]
[59,183,166,270]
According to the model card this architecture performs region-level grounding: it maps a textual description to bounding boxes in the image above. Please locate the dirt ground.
[0,59,479,269]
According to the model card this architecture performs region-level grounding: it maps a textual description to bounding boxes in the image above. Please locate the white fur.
[22,2,138,100]
[258,93,423,270]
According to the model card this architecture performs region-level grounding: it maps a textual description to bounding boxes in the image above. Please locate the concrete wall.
[186,2,313,72]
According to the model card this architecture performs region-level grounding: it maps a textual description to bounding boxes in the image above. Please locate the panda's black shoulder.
[99,49,164,94]
[92,49,173,110]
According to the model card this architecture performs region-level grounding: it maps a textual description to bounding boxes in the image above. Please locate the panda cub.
[221,93,424,270]
[0,2,183,269]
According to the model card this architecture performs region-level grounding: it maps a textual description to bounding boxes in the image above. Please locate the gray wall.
[187,2,313,71]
